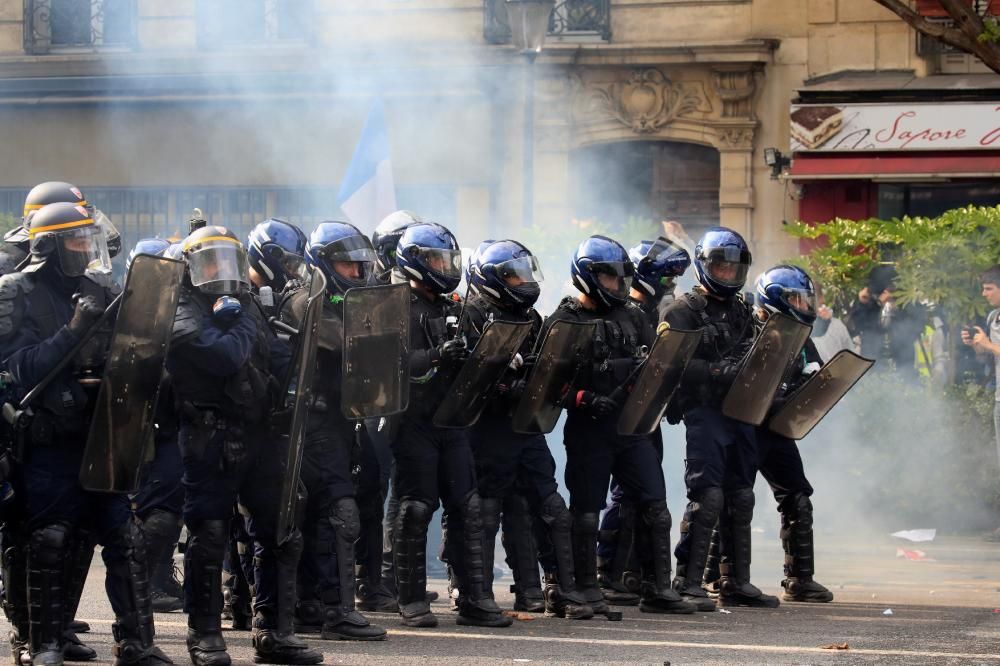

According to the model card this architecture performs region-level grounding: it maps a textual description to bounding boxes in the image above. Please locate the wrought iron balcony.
[24,0,136,54]
[484,0,611,44]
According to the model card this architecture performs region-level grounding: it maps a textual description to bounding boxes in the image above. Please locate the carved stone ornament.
[712,67,759,120]
[716,127,755,150]
[578,69,704,135]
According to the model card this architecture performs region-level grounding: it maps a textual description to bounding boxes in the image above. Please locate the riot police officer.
[125,239,186,614]
[545,235,695,616]
[597,237,690,606]
[392,222,512,628]
[460,240,593,619]
[752,265,833,603]
[0,203,170,665]
[279,221,387,641]
[167,226,321,666]
[663,227,778,609]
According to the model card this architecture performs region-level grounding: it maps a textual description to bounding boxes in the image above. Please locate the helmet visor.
[496,255,544,288]
[703,247,750,287]
[590,261,633,299]
[415,247,463,280]
[56,225,111,277]
[187,241,250,295]
[781,287,817,320]
[265,244,308,282]
[644,237,684,264]
[315,236,377,287]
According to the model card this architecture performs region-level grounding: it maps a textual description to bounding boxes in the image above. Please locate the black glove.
[68,295,103,335]
[577,391,617,417]
[435,339,468,364]
[708,361,740,386]
[282,278,306,296]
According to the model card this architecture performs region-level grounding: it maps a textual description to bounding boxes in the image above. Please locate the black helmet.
[24,202,111,277]
[181,225,250,296]
[22,181,87,220]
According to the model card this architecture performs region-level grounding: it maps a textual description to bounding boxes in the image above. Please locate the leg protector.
[778,494,832,603]
[353,494,386,612]
[62,528,95,642]
[538,494,590,619]
[379,487,400,598]
[499,495,542,613]
[27,523,71,665]
[672,487,722,612]
[637,501,694,614]
[703,527,721,593]
[456,493,511,627]
[320,498,385,641]
[571,510,608,616]
[718,489,778,609]
[393,499,436,627]
[4,529,31,665]
[597,501,640,606]
[141,511,183,613]
[184,520,230,666]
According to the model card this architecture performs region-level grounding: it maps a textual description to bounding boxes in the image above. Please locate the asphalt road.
[7,535,1000,665]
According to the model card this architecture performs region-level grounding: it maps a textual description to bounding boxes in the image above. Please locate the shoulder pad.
[0,247,26,277]
[682,292,708,312]
[557,296,581,313]
[0,273,31,338]
[172,292,203,345]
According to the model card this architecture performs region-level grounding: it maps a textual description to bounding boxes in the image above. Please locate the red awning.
[788,151,1000,181]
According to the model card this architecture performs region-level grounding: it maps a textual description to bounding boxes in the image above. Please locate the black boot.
[637,502,696,615]
[671,488,722,612]
[779,493,833,603]
[62,529,97,662]
[500,495,543,613]
[27,524,72,666]
[455,493,511,628]
[596,502,640,606]
[252,530,322,664]
[717,490,779,609]
[537,494,591,620]
[4,529,32,666]
[320,498,386,641]
[571,511,609,617]
[394,500,437,627]
[185,521,231,666]
[141,511,184,614]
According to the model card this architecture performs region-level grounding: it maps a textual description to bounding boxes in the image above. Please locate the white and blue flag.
[337,99,397,228]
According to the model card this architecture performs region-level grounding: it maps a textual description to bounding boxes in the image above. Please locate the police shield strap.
[721,313,813,426]
[768,350,875,440]
[511,320,595,435]
[617,327,701,436]
[433,320,531,429]
[341,283,410,419]
[80,255,185,493]
[276,268,327,543]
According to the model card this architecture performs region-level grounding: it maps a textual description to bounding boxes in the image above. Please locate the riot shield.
[768,350,875,440]
[511,320,595,435]
[79,255,185,493]
[432,321,532,429]
[721,313,813,426]
[617,328,701,436]
[276,269,327,543]
[341,283,410,420]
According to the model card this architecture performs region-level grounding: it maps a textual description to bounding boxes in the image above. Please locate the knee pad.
[539,493,571,533]
[398,499,433,538]
[787,493,813,530]
[640,499,671,532]
[571,510,599,537]
[726,488,755,525]
[29,523,72,566]
[188,519,229,560]
[461,491,483,533]
[691,487,724,527]
[330,497,361,543]
[480,496,503,535]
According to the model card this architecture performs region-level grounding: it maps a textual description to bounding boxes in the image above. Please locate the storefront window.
[877,182,1000,219]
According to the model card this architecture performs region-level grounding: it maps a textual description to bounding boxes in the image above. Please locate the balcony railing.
[484,0,611,45]
[24,0,137,54]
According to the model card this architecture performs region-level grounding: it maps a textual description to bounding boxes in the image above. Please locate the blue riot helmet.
[372,210,423,282]
[125,237,171,274]
[465,239,496,297]
[247,218,308,291]
[470,239,543,312]
[628,236,691,300]
[571,235,634,309]
[395,222,463,294]
[754,265,818,325]
[162,242,183,260]
[306,221,377,296]
[693,227,752,299]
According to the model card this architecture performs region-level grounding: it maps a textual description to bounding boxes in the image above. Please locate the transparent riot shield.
[341,283,410,420]
[617,328,701,436]
[432,321,532,429]
[276,269,327,543]
[768,350,875,440]
[721,313,813,426]
[511,320,595,435]
[80,255,185,493]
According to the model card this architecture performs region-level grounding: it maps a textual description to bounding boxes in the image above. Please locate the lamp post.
[504,0,555,227]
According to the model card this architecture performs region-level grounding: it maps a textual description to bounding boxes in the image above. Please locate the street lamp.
[504,0,554,227]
